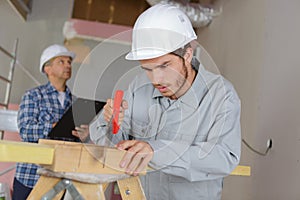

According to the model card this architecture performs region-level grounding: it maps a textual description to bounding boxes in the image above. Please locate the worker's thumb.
[121,100,128,111]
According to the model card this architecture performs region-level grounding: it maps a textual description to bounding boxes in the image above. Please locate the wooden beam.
[0,140,54,164]
[27,176,64,200]
[39,139,147,175]
[117,176,146,200]
[0,139,251,176]
[231,165,251,176]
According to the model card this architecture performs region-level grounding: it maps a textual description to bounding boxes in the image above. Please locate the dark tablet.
[48,98,105,141]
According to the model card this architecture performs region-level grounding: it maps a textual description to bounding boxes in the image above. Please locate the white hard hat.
[126,3,197,61]
[39,44,75,73]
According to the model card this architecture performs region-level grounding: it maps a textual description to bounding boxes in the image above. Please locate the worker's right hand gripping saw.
[104,90,125,146]
[112,90,124,134]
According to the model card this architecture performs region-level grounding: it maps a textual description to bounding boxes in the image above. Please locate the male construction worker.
[90,3,241,200]
[12,44,89,200]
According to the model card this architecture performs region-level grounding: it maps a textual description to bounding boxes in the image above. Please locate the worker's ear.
[43,65,51,76]
[183,47,193,64]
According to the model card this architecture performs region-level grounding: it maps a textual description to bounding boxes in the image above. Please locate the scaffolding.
[0,39,18,139]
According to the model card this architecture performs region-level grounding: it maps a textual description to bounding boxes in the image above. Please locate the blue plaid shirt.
[15,82,73,188]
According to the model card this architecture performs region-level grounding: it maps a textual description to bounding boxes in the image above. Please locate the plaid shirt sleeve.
[17,90,53,142]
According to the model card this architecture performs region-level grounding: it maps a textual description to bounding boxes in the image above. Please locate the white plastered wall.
[197,0,300,199]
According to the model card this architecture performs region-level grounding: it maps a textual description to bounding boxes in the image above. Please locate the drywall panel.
[197,0,300,199]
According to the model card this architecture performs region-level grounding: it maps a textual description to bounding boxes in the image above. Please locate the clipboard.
[48,98,105,141]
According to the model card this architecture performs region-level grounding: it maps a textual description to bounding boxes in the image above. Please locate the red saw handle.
[112,90,124,134]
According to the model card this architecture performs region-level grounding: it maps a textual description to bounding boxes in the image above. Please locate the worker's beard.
[168,60,189,99]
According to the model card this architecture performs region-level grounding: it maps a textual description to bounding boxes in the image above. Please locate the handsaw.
[112,90,124,134]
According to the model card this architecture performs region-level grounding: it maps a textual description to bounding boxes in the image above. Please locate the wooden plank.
[79,144,109,172]
[72,181,106,199]
[39,141,120,174]
[117,176,146,200]
[105,147,140,174]
[0,139,250,176]
[29,176,109,200]
[231,165,251,176]
[0,140,54,164]
[38,139,78,146]
[51,143,83,172]
[146,165,251,176]
[27,176,64,200]
[39,139,147,175]
[39,140,249,176]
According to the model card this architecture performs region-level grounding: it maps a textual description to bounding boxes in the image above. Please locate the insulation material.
[146,0,221,27]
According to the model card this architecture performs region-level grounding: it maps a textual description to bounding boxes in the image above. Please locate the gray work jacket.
[90,58,241,200]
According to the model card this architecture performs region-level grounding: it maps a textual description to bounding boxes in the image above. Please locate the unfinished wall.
[0,0,139,104]
[0,0,74,104]
[197,0,300,199]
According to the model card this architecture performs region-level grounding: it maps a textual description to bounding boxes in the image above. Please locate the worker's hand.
[116,140,153,176]
[103,99,128,125]
[72,124,89,142]
[52,122,57,128]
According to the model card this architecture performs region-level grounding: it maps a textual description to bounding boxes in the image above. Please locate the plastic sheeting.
[146,0,221,27]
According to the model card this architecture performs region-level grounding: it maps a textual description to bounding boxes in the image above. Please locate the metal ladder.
[0,39,18,139]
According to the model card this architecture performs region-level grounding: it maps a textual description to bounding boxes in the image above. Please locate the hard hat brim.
[40,51,76,73]
[125,49,169,61]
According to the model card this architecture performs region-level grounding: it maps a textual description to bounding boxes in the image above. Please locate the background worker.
[12,44,89,200]
[90,3,241,200]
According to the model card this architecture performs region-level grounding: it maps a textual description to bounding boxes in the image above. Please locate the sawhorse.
[0,139,251,199]
[28,169,146,200]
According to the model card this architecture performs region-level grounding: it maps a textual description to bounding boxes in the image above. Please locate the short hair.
[170,43,192,59]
